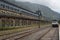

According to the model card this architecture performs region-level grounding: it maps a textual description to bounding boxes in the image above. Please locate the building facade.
[0,0,40,27]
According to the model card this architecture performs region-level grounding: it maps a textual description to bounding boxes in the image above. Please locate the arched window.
[2,19,5,27]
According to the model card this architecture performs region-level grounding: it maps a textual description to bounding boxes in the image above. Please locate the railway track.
[0,27,51,40]
[14,27,51,40]
[38,28,58,40]
[0,28,39,40]
[51,28,59,40]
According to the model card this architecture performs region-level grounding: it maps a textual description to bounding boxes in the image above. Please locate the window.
[17,10,19,12]
[1,4,5,8]
[9,7,13,10]
[14,8,16,11]
[16,9,19,12]
[9,7,11,10]
[1,4,3,6]
[6,6,9,9]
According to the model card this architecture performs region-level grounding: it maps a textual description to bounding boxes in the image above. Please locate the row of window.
[0,9,20,16]
[0,9,38,19]
[0,10,39,20]
[1,18,38,27]
[0,2,39,17]
[0,4,19,12]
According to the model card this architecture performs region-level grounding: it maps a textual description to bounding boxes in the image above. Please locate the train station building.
[0,0,49,28]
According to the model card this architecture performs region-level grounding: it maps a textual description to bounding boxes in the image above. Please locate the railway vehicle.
[52,20,59,27]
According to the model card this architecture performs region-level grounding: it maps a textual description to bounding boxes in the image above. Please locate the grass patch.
[0,26,19,31]
[0,24,51,36]
[0,26,36,36]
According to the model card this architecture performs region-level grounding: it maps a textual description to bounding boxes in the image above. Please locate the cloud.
[16,0,30,1]
[48,0,60,13]
[15,0,60,13]
[15,0,50,5]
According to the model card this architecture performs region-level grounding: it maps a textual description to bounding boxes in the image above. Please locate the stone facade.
[0,0,40,27]
[0,0,50,28]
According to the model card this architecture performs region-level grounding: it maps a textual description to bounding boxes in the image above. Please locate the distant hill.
[5,0,60,20]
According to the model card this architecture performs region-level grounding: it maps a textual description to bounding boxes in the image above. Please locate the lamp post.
[35,10,42,28]
[38,10,42,28]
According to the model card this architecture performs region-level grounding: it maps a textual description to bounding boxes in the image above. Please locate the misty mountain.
[5,0,60,20]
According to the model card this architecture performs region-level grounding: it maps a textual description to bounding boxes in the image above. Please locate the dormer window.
[17,9,19,12]
[6,6,9,9]
[1,4,5,8]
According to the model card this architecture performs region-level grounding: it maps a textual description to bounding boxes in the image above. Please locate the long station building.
[0,0,49,27]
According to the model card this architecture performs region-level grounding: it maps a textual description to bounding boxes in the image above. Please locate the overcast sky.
[15,0,60,13]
